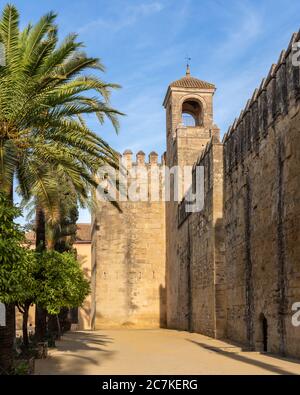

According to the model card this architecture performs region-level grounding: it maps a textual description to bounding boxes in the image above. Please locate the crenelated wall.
[91,151,166,329]
[223,31,300,356]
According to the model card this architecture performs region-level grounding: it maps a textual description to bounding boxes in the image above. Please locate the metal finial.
[185,56,191,76]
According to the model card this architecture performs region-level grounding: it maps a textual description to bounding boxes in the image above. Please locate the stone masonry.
[91,152,166,328]
[223,32,300,356]
[91,32,300,358]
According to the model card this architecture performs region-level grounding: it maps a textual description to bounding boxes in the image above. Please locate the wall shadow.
[187,339,298,375]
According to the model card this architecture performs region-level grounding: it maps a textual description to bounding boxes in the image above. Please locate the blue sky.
[6,0,300,223]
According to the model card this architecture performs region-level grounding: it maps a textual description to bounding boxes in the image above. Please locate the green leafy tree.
[23,177,88,337]
[21,162,96,341]
[16,249,89,349]
[36,251,90,315]
[0,193,35,372]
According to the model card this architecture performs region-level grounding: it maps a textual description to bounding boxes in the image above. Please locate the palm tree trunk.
[35,204,47,342]
[47,239,55,250]
[0,304,15,374]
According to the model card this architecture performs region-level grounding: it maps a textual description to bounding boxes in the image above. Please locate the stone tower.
[163,66,220,330]
[91,151,166,329]
[163,65,219,168]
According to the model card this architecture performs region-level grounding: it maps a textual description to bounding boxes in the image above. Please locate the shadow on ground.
[56,331,114,352]
[187,339,297,375]
[36,331,116,375]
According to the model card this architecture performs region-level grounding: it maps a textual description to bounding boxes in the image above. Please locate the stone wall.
[223,31,300,357]
[175,137,225,338]
[91,152,166,329]
[165,125,215,331]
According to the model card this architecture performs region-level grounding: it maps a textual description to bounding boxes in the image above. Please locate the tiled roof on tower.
[169,65,215,89]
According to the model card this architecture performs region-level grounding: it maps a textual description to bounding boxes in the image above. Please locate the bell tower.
[163,66,219,330]
[163,65,219,169]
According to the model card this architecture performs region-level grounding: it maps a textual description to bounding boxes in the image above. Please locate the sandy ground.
[35,329,300,375]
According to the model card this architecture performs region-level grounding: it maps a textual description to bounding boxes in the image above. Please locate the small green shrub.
[13,361,30,375]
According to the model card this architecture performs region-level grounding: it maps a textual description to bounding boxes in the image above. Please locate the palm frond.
[22,11,57,66]
[0,4,124,229]
[0,4,20,70]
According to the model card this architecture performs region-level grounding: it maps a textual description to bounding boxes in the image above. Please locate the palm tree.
[0,4,123,370]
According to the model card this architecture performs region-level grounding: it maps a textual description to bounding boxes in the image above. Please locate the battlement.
[223,31,300,174]
[120,150,165,167]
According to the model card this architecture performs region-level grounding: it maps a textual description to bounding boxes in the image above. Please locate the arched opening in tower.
[181,99,203,127]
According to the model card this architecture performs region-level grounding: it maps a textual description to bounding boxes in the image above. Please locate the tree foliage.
[48,180,79,252]
[35,251,90,315]
[23,174,80,251]
[0,193,88,313]
[0,193,35,305]
[0,3,123,200]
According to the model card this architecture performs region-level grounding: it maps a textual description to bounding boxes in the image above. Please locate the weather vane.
[185,55,191,67]
[185,55,191,76]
